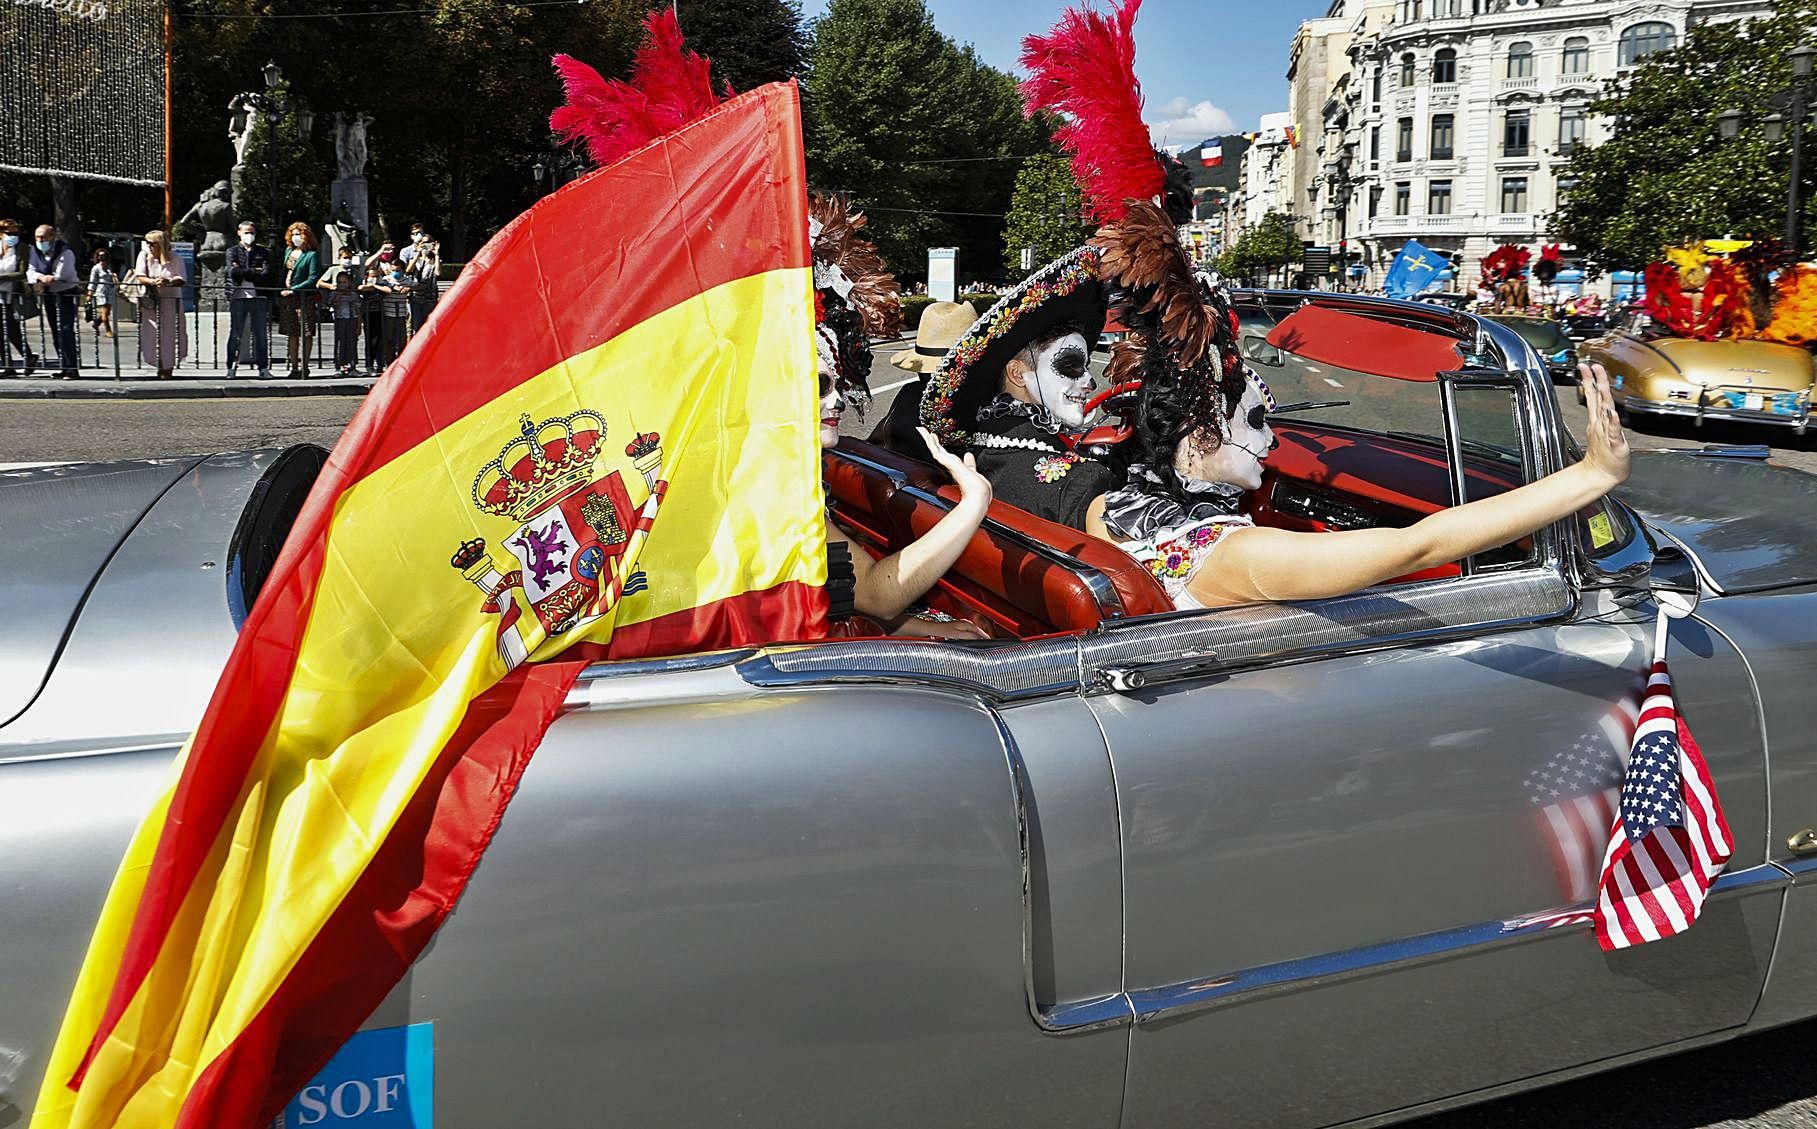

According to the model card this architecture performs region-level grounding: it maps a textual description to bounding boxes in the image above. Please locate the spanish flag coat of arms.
[34,80,824,1129]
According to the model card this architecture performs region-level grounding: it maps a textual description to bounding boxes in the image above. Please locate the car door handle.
[1097,649,1220,693]
[1787,828,1817,855]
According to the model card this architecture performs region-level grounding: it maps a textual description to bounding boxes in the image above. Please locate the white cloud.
[1146,96,1236,146]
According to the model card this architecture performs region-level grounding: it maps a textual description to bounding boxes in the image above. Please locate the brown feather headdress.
[810,193,900,408]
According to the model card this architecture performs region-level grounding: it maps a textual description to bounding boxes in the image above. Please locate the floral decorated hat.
[919,245,1108,446]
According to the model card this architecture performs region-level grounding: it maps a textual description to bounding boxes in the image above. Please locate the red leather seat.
[824,441,1172,637]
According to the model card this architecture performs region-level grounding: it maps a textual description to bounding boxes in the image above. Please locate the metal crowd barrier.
[0,282,438,381]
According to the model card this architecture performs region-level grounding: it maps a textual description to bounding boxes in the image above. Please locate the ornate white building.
[1308,0,1774,290]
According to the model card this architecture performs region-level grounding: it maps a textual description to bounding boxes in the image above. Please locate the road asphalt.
[5,352,1817,1128]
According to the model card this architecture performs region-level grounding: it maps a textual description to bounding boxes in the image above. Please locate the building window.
[1370,126,1381,160]
[1372,67,1383,103]
[1430,114,1455,159]
[1558,107,1585,153]
[1619,22,1676,65]
[1434,0,1461,16]
[1370,186,1383,217]
[1409,0,1422,18]
[1561,36,1590,74]
[1507,41,1534,79]
[1400,53,1417,86]
[1501,176,1529,213]
[1503,109,1530,156]
[1429,179,1453,215]
[1433,47,1457,84]
[1394,182,1411,215]
[1555,175,1579,207]
[1397,117,1414,161]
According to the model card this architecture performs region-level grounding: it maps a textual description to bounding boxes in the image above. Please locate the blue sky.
[799,0,1321,138]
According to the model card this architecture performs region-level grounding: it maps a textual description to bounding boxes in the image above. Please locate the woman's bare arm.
[1187,362,1630,607]
[842,428,992,621]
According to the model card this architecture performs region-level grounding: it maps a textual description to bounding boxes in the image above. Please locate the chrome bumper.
[1622,392,1811,429]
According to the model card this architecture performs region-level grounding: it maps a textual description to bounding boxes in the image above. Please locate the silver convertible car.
[6,293,1817,1128]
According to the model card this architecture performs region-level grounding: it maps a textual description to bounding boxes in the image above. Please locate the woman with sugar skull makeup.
[1023,0,1630,611]
[918,245,1120,529]
[810,195,993,637]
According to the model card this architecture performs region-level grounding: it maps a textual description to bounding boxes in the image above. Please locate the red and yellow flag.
[33,81,822,1129]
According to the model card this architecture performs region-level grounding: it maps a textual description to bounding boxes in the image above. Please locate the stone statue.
[227,93,259,168]
[178,180,236,271]
[335,112,372,179]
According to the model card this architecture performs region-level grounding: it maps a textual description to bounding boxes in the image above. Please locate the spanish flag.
[33,80,822,1129]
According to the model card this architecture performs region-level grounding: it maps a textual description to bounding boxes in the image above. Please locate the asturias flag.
[33,80,822,1129]
[1383,239,1446,298]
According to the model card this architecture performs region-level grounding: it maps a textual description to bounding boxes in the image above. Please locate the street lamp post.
[1717,44,1814,253]
[240,62,313,252]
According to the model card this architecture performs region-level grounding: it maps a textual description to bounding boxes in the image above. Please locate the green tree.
[806,0,1046,278]
[1002,155,1087,274]
[681,0,810,91]
[228,79,327,243]
[1218,211,1300,285]
[1555,0,1817,266]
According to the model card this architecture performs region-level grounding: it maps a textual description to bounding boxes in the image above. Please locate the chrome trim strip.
[829,446,1125,621]
[1127,864,1789,1026]
[736,644,1083,703]
[1622,397,1810,428]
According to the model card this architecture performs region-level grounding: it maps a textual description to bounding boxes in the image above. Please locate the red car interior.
[826,421,1527,639]
[1263,304,1467,382]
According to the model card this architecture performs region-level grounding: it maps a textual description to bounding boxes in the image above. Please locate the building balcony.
[1500,76,1539,91]
[1367,214,1470,238]
[1491,213,1537,233]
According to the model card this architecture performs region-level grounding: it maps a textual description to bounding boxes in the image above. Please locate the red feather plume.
[1019,0,1163,224]
[549,9,728,169]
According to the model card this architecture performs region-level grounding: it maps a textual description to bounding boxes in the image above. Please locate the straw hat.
[890,300,980,373]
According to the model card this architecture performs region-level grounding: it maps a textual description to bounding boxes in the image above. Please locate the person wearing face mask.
[315,246,365,376]
[26,224,82,379]
[0,219,36,377]
[401,227,440,335]
[810,194,991,638]
[363,241,398,374]
[225,221,275,379]
[129,229,188,378]
[917,247,1117,530]
[278,222,322,377]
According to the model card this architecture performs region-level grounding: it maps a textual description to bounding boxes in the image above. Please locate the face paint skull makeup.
[1173,377,1274,492]
[1019,331,1096,429]
[820,383,846,450]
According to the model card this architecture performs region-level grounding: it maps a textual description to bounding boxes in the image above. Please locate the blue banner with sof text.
[274,1023,433,1128]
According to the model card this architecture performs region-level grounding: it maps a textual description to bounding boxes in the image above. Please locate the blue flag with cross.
[1384,240,1446,298]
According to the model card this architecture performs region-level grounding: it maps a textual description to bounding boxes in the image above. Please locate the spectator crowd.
[0,215,446,380]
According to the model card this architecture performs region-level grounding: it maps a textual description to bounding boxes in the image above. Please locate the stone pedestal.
[331,177,370,236]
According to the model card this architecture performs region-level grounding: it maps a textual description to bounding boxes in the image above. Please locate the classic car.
[1483,313,1576,381]
[1562,309,1609,342]
[8,292,1817,1129]
[1581,314,1815,434]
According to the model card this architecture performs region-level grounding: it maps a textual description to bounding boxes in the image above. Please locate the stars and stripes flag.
[1199,139,1223,167]
[1524,685,1638,903]
[1591,645,1733,950]
[1515,613,1732,949]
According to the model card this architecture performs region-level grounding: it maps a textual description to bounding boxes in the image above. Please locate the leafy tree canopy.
[1555,0,1817,267]
[806,0,1048,279]
[1215,211,1300,284]
[1002,154,1088,274]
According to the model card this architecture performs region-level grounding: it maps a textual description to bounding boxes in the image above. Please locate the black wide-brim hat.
[920,245,1108,445]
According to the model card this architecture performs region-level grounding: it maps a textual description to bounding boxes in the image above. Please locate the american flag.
[1524,691,1636,903]
[1590,658,1732,950]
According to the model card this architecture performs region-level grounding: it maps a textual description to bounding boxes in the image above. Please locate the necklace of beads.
[971,433,1064,454]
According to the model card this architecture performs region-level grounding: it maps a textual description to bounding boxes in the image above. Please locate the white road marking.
[872,374,920,394]
[1323,378,1344,388]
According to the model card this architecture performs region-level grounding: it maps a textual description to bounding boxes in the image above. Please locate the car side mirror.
[1242,336,1285,367]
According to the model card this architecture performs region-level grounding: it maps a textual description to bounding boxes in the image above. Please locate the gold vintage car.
[1581,314,1815,434]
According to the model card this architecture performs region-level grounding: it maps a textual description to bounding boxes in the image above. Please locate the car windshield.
[1490,317,1568,351]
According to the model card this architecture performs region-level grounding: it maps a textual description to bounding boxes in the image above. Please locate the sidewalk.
[0,370,376,399]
